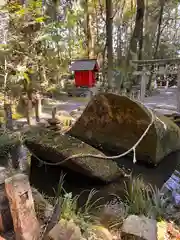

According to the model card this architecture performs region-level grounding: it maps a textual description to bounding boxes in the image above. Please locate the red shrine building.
[70,59,99,88]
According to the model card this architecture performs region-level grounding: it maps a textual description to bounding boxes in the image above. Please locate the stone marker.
[46,219,82,240]
[121,215,157,240]
[0,167,13,233]
[5,174,40,240]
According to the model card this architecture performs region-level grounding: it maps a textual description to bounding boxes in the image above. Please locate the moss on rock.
[67,93,180,165]
[24,126,123,182]
[0,131,21,157]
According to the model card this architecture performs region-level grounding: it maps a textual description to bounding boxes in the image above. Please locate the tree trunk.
[4,103,13,130]
[116,26,122,67]
[35,93,41,123]
[126,0,145,63]
[146,0,165,90]
[67,2,73,60]
[82,0,90,58]
[68,28,72,60]
[52,107,57,121]
[83,1,96,59]
[46,0,58,22]
[143,0,158,60]
[106,0,113,89]
[153,0,164,59]
[26,99,33,126]
[116,0,126,67]
[89,13,96,59]
[138,2,144,61]
[22,72,33,126]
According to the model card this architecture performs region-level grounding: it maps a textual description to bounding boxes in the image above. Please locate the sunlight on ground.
[0,0,5,6]
[67,96,90,103]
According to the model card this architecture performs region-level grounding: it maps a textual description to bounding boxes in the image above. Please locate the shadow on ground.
[30,150,180,204]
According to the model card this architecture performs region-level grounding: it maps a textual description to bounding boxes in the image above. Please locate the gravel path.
[144,87,178,115]
[14,99,87,127]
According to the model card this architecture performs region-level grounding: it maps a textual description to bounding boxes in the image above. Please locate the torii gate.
[131,58,180,112]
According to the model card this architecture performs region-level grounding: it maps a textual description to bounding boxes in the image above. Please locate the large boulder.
[24,126,123,182]
[67,93,180,165]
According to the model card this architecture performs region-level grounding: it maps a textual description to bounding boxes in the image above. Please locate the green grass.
[40,174,178,234]
[4,156,180,237]
[38,175,104,235]
[0,105,25,124]
[55,175,176,229]
[12,112,24,120]
[124,176,169,220]
[59,190,100,232]
[1,129,177,229]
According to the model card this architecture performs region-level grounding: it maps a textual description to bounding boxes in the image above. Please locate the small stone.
[77,106,86,112]
[121,215,157,240]
[5,174,40,240]
[37,121,49,128]
[90,225,113,240]
[157,221,168,240]
[70,110,78,116]
[73,113,82,120]
[46,219,82,240]
[167,222,180,239]
[0,236,6,240]
[57,111,71,117]
[111,231,121,240]
[48,118,61,126]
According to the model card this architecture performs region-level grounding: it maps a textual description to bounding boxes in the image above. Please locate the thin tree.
[127,0,145,63]
[106,0,113,90]
[147,0,165,90]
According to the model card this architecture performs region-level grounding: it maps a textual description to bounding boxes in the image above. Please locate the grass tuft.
[58,187,103,233]
[124,175,170,220]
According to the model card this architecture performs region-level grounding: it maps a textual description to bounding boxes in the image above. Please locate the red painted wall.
[75,70,95,87]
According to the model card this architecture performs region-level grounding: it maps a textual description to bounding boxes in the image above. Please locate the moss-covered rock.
[24,126,123,182]
[67,93,180,165]
[0,131,21,157]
